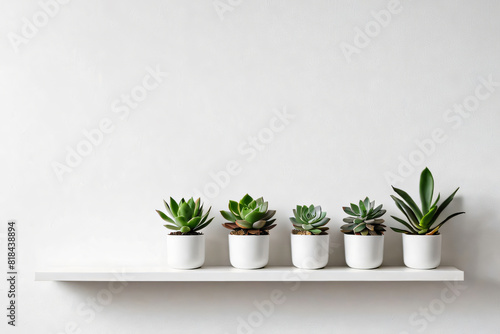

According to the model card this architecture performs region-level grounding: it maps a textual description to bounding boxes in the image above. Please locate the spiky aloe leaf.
[419,206,437,229]
[428,187,460,227]
[431,193,441,208]
[420,168,434,214]
[393,201,420,231]
[391,215,418,234]
[427,211,465,234]
[392,186,423,220]
[391,195,420,227]
[390,227,411,234]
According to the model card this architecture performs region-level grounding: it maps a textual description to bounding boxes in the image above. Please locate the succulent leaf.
[392,186,423,220]
[341,197,386,235]
[180,226,191,233]
[164,224,180,230]
[252,220,266,229]
[220,210,237,222]
[157,197,214,234]
[390,168,463,235]
[290,204,330,234]
[169,197,179,216]
[419,168,434,214]
[221,195,276,234]
[156,210,174,223]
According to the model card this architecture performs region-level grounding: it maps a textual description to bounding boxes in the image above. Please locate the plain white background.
[1,0,499,333]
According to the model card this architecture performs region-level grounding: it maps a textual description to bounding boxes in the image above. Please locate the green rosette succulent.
[290,205,330,235]
[156,197,213,234]
[221,194,276,235]
[341,197,386,235]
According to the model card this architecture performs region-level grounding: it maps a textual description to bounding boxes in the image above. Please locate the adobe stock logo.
[339,0,404,63]
[51,65,168,183]
[7,0,72,54]
[213,0,243,21]
[193,107,294,200]
[384,74,498,185]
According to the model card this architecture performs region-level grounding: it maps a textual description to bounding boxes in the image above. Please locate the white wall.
[1,0,499,333]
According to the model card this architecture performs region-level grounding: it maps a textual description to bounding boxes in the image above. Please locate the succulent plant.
[390,168,465,235]
[156,197,213,234]
[221,194,276,235]
[290,205,330,235]
[341,197,387,235]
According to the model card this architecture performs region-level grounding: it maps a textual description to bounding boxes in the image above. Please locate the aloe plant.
[221,194,276,235]
[290,205,330,235]
[390,168,465,235]
[156,197,213,234]
[341,197,386,235]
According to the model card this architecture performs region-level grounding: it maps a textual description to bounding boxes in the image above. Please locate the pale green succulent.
[221,194,276,235]
[156,197,213,234]
[290,205,330,235]
[341,197,386,235]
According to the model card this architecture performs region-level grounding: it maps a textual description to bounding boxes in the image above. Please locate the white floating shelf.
[35,266,463,282]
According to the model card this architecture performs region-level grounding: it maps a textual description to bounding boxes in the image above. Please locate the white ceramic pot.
[403,234,442,269]
[166,234,205,269]
[228,234,269,269]
[291,234,329,269]
[344,234,384,269]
